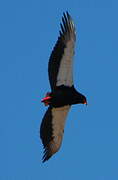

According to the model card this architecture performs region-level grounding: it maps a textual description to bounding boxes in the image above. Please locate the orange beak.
[84,101,87,105]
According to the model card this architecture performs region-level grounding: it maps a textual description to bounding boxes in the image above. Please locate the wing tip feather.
[60,11,76,39]
[42,150,52,163]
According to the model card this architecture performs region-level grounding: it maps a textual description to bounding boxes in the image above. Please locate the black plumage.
[40,12,87,163]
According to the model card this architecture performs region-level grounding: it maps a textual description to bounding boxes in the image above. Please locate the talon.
[41,92,52,106]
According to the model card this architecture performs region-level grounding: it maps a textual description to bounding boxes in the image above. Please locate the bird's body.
[42,85,86,108]
[40,12,87,162]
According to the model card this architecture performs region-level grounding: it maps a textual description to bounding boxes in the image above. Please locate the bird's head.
[82,95,87,105]
[77,93,87,105]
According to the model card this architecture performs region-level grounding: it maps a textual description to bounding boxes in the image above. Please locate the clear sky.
[0,0,118,179]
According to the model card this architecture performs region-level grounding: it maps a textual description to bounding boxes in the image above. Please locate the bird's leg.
[41,92,52,106]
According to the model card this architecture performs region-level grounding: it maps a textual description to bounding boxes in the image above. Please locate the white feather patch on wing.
[56,39,75,87]
[51,105,70,152]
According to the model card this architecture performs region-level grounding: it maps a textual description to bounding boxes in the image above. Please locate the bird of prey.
[40,12,87,163]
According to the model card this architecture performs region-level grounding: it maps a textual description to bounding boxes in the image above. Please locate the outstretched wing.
[40,105,70,162]
[48,12,76,91]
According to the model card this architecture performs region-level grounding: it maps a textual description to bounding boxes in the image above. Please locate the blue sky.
[0,0,118,179]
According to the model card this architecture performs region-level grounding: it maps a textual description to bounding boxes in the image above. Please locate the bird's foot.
[41,92,51,106]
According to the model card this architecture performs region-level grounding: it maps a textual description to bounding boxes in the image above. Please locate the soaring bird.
[40,12,87,163]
